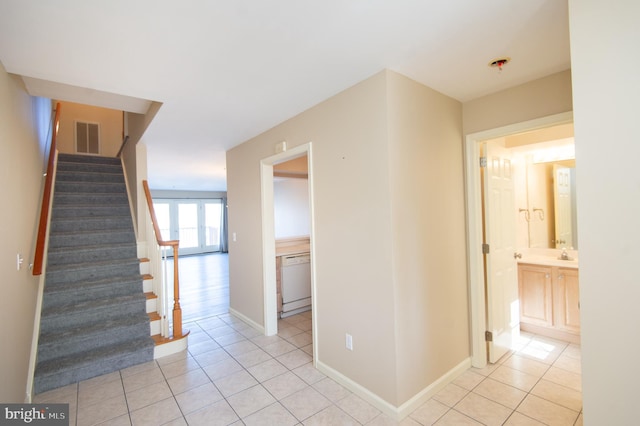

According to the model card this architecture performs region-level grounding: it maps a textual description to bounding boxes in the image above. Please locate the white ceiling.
[0,0,570,191]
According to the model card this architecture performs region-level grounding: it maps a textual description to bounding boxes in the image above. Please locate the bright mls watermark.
[1,404,68,426]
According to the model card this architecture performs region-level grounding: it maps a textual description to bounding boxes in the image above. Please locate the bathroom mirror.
[525,159,577,249]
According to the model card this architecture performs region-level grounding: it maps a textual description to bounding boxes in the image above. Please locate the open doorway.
[260,142,318,364]
[465,112,575,367]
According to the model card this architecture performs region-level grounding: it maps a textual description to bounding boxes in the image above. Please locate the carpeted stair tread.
[42,275,143,298]
[41,293,146,319]
[39,312,149,340]
[54,181,127,194]
[34,338,154,394]
[35,338,154,378]
[53,192,129,205]
[57,161,123,174]
[51,204,131,218]
[47,241,137,252]
[46,259,140,279]
[48,229,135,249]
[45,257,141,274]
[43,273,143,293]
[50,216,133,233]
[55,170,125,184]
[42,275,144,309]
[49,227,134,237]
[47,243,138,265]
[57,153,121,164]
[37,314,151,363]
[45,264,141,287]
[39,313,150,343]
[53,192,128,200]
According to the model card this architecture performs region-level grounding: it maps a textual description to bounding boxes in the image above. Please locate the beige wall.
[228,71,400,403]
[386,71,468,403]
[56,101,123,156]
[121,104,162,240]
[463,69,573,135]
[227,70,470,408]
[569,1,640,423]
[0,63,49,402]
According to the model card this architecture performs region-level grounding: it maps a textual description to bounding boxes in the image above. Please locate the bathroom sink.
[558,251,574,261]
[516,251,579,268]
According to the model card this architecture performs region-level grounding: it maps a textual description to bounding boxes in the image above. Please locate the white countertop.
[516,248,579,268]
[276,244,310,257]
[517,255,579,268]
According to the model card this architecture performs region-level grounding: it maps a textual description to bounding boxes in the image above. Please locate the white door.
[484,140,520,363]
[554,165,573,248]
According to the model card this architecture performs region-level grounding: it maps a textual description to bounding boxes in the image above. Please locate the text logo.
[1,404,68,426]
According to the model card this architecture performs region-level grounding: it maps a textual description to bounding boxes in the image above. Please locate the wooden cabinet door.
[518,264,554,327]
[555,268,580,333]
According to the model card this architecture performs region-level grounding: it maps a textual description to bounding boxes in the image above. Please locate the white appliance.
[281,253,311,317]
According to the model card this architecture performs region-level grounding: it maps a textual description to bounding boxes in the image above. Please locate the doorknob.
[513,252,522,259]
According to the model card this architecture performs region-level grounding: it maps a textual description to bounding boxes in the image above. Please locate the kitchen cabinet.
[518,263,580,342]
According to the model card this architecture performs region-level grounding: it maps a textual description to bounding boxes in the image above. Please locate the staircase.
[34,154,154,395]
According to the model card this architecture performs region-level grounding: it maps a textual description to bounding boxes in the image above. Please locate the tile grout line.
[155,357,188,425]
[423,335,581,426]
[214,314,353,425]
[118,370,134,426]
[186,313,313,423]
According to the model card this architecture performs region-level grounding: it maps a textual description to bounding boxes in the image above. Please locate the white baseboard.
[154,335,189,359]
[25,274,47,403]
[395,357,471,419]
[229,308,265,334]
[315,360,398,418]
[316,357,472,421]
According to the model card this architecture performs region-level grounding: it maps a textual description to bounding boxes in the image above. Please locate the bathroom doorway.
[465,112,575,367]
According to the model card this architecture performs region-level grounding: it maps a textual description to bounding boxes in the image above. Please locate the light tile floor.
[34,312,583,425]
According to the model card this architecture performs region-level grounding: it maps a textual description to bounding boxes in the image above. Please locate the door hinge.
[482,243,490,254]
[485,331,493,342]
[479,157,487,168]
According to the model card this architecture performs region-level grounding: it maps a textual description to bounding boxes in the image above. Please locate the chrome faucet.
[559,248,572,261]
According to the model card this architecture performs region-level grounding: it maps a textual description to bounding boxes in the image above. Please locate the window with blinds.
[75,121,100,154]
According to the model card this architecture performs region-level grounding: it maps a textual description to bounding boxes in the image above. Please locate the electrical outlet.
[345,333,353,351]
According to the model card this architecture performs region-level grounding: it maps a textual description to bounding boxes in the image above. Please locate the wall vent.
[75,121,100,154]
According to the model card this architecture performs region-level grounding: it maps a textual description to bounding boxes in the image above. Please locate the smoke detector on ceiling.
[489,57,511,71]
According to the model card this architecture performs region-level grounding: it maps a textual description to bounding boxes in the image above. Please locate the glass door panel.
[153,202,171,241]
[178,203,199,252]
[204,201,222,251]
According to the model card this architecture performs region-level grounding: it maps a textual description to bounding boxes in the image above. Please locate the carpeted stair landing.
[34,153,154,395]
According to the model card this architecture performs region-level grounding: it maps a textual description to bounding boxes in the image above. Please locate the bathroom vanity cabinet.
[518,263,580,342]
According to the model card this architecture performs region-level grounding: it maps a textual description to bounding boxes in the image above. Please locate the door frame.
[260,142,317,363]
[464,112,573,368]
